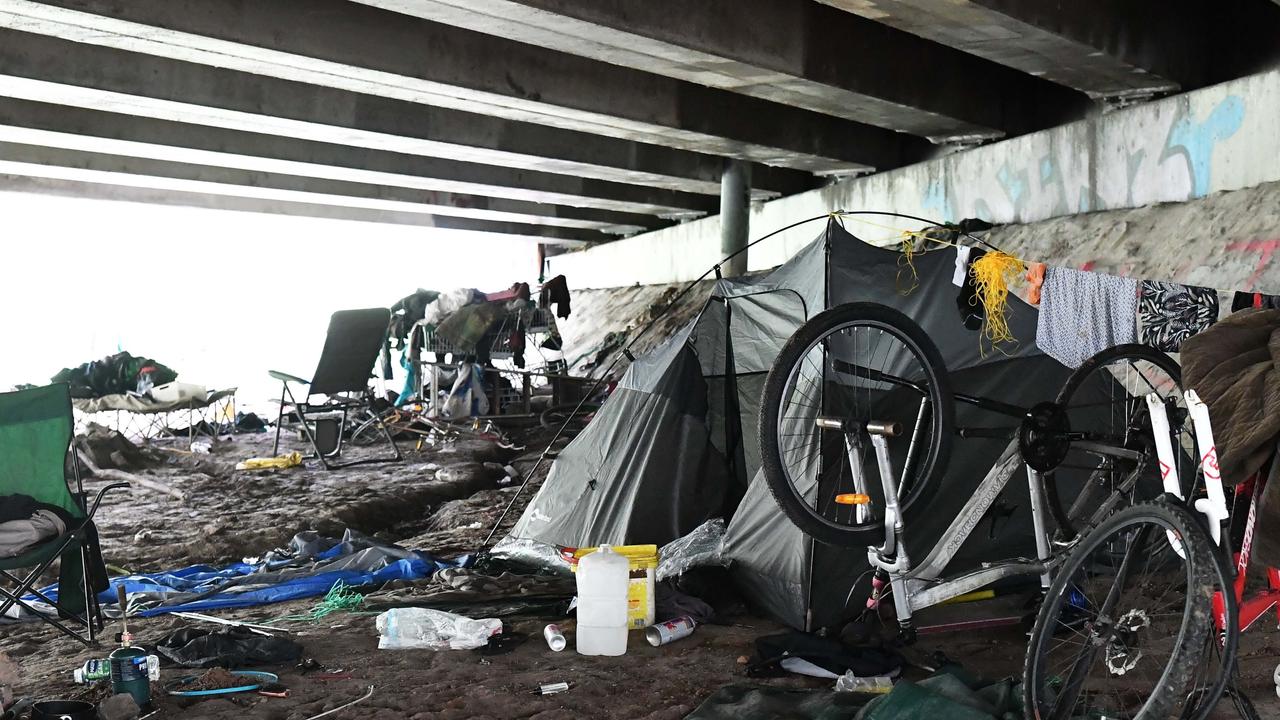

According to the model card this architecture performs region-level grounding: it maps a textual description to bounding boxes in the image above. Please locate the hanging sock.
[954,249,986,331]
[1024,262,1046,306]
[1035,267,1138,368]
[1139,281,1219,352]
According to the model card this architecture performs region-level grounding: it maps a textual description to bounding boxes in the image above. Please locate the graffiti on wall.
[919,94,1247,225]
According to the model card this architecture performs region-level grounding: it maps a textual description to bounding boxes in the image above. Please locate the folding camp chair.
[0,383,128,645]
[270,308,402,470]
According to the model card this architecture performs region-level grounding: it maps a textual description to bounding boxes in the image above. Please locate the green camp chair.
[0,383,127,645]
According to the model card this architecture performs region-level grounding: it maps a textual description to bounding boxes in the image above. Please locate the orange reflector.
[834,493,871,505]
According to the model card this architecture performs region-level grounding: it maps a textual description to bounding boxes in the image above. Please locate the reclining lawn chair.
[0,383,128,645]
[270,308,402,470]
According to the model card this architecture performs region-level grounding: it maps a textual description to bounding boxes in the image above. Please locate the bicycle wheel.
[540,402,601,431]
[349,407,399,446]
[759,303,955,547]
[1024,499,1216,720]
[1045,344,1191,541]
[1180,536,1240,720]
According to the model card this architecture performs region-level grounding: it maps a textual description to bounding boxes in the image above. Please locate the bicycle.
[758,302,1200,716]
[348,402,519,451]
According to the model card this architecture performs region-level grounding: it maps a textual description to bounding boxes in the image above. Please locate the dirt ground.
[4,427,1279,719]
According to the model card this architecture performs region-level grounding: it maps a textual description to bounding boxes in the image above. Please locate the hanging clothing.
[1024,263,1046,306]
[387,289,441,349]
[1232,291,1280,313]
[950,246,972,287]
[954,249,986,332]
[1035,267,1138,369]
[1138,281,1218,352]
[540,275,571,319]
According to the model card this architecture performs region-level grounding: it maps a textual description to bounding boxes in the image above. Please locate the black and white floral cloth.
[1139,281,1219,352]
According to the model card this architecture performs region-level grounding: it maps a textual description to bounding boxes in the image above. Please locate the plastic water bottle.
[576,544,629,656]
[73,658,112,684]
[835,672,894,694]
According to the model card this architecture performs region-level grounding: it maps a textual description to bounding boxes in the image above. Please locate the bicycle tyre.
[348,408,398,446]
[1181,533,1240,720]
[1023,499,1216,720]
[759,302,955,547]
[1044,343,1183,539]
[540,402,601,431]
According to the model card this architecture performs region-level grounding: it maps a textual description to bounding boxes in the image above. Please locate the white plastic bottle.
[576,544,629,656]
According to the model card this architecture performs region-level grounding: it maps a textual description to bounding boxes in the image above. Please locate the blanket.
[1181,308,1280,565]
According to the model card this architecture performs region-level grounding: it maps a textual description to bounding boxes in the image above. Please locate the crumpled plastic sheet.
[657,517,727,581]
[488,536,572,575]
[376,607,502,650]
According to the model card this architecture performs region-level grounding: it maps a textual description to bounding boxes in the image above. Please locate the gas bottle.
[109,645,151,708]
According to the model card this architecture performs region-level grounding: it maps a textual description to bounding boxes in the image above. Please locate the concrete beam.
[0,99,678,228]
[3,0,930,174]
[0,99,711,219]
[363,0,1090,142]
[819,0,1280,99]
[0,141,652,236]
[0,172,593,245]
[0,29,815,201]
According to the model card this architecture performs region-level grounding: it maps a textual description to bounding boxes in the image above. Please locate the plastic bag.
[375,608,502,650]
[656,518,727,581]
[440,362,490,419]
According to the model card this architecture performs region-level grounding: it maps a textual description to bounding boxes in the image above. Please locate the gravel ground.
[3,427,1277,719]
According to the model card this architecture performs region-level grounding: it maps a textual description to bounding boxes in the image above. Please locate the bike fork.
[861,424,914,640]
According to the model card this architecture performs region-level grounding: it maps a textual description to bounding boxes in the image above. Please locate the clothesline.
[832,213,1275,367]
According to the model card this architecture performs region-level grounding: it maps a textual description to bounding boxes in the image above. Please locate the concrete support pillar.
[719,158,751,277]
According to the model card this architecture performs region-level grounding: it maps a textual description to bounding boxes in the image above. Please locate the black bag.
[151,627,302,669]
[746,630,902,679]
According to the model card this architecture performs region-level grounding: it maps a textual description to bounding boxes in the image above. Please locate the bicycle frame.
[1217,474,1280,634]
[858,425,1058,637]
[1149,390,1280,634]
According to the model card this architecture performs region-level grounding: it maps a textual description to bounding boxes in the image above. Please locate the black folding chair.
[270,308,402,470]
[0,383,128,646]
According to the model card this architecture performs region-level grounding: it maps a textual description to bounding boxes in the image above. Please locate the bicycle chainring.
[1019,401,1071,472]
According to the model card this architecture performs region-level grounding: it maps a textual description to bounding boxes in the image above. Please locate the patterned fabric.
[1036,267,1138,369]
[1139,281,1219,351]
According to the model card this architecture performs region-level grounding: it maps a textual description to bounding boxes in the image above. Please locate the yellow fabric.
[235,452,303,471]
[970,250,1025,353]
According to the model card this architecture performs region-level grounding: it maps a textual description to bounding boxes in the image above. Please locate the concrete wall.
[550,68,1280,288]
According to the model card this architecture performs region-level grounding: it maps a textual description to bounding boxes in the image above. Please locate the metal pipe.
[719,159,751,277]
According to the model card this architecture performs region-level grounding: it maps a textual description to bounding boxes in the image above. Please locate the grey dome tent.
[503,219,1078,629]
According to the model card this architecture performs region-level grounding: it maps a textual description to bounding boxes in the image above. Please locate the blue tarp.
[29,533,463,616]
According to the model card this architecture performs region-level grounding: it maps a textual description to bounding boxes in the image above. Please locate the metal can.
[644,616,697,647]
[543,623,567,652]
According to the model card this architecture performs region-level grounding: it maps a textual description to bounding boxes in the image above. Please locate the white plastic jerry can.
[575,544,629,656]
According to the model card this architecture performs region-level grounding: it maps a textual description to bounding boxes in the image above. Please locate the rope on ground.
[272,581,370,623]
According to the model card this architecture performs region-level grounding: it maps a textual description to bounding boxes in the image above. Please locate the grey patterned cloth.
[1139,281,1219,351]
[1036,267,1138,368]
